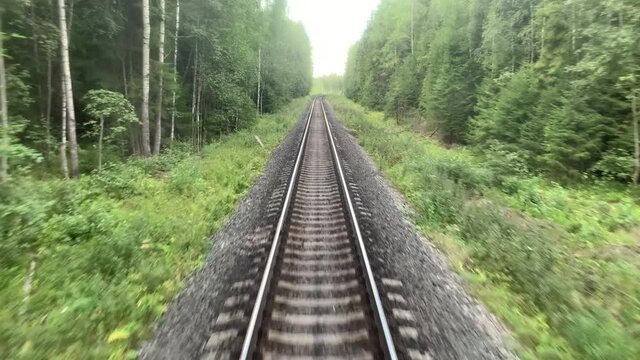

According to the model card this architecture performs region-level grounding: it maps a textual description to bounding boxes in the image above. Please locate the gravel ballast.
[140,98,516,359]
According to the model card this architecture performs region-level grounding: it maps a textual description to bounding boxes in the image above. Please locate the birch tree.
[633,90,639,184]
[170,0,180,144]
[57,0,79,177]
[141,0,151,156]
[0,7,8,182]
[153,0,166,154]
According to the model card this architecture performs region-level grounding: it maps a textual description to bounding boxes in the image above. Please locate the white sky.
[288,0,382,77]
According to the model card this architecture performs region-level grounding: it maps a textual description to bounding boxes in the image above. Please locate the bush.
[590,149,635,183]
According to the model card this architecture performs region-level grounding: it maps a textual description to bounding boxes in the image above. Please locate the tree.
[170,0,180,145]
[633,91,639,184]
[346,0,639,182]
[84,90,138,171]
[0,7,8,182]
[57,0,79,177]
[153,0,166,155]
[141,0,151,156]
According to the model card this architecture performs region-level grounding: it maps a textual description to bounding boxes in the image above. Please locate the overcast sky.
[288,0,381,77]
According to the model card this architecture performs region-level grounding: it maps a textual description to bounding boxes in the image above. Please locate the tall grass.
[0,98,309,359]
[328,95,640,360]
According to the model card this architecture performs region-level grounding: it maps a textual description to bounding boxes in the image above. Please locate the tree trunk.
[530,2,535,63]
[31,3,45,123]
[98,116,104,171]
[540,16,546,59]
[191,40,198,123]
[57,0,79,177]
[21,257,37,317]
[121,56,128,98]
[0,9,8,183]
[410,0,414,56]
[191,39,198,149]
[633,91,639,185]
[153,0,166,155]
[571,2,576,53]
[60,77,69,179]
[196,82,202,152]
[46,53,52,156]
[170,0,180,145]
[257,47,261,116]
[141,0,151,156]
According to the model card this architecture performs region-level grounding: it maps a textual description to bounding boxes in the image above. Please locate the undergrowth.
[0,97,309,359]
[327,95,640,360]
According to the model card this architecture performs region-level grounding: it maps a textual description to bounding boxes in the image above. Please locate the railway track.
[239,97,398,359]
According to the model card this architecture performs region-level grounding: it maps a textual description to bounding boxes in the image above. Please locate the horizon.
[288,0,381,77]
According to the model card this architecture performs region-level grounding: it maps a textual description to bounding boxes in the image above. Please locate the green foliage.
[2,0,312,172]
[384,57,421,121]
[84,89,138,140]
[312,74,344,95]
[345,0,640,182]
[590,148,635,183]
[0,98,309,358]
[329,95,640,360]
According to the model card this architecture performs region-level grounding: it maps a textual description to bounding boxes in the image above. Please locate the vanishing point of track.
[239,97,398,359]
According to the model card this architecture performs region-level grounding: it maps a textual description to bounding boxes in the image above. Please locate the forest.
[0,0,311,357]
[345,0,639,183]
[0,0,312,179]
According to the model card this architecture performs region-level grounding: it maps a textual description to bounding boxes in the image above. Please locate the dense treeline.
[345,0,639,183]
[0,0,312,179]
[313,74,344,94]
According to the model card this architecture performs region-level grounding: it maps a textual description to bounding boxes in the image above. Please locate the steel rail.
[320,98,399,360]
[239,98,316,360]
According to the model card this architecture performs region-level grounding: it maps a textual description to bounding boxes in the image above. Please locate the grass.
[0,97,309,359]
[327,95,640,360]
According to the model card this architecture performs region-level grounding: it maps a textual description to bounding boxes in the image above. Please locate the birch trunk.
[0,9,8,182]
[530,2,535,63]
[633,91,639,185]
[257,47,261,116]
[98,116,104,171]
[46,53,52,156]
[153,0,166,155]
[31,4,45,123]
[170,0,180,145]
[196,82,202,152]
[21,258,37,317]
[410,0,414,56]
[57,0,79,177]
[141,0,151,156]
[60,77,69,179]
[121,56,128,98]
[191,40,198,122]
[191,40,198,149]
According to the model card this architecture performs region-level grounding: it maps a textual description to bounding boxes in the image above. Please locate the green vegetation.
[0,97,309,359]
[312,75,344,95]
[1,0,311,179]
[345,0,639,183]
[329,95,640,359]
[344,2,640,354]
